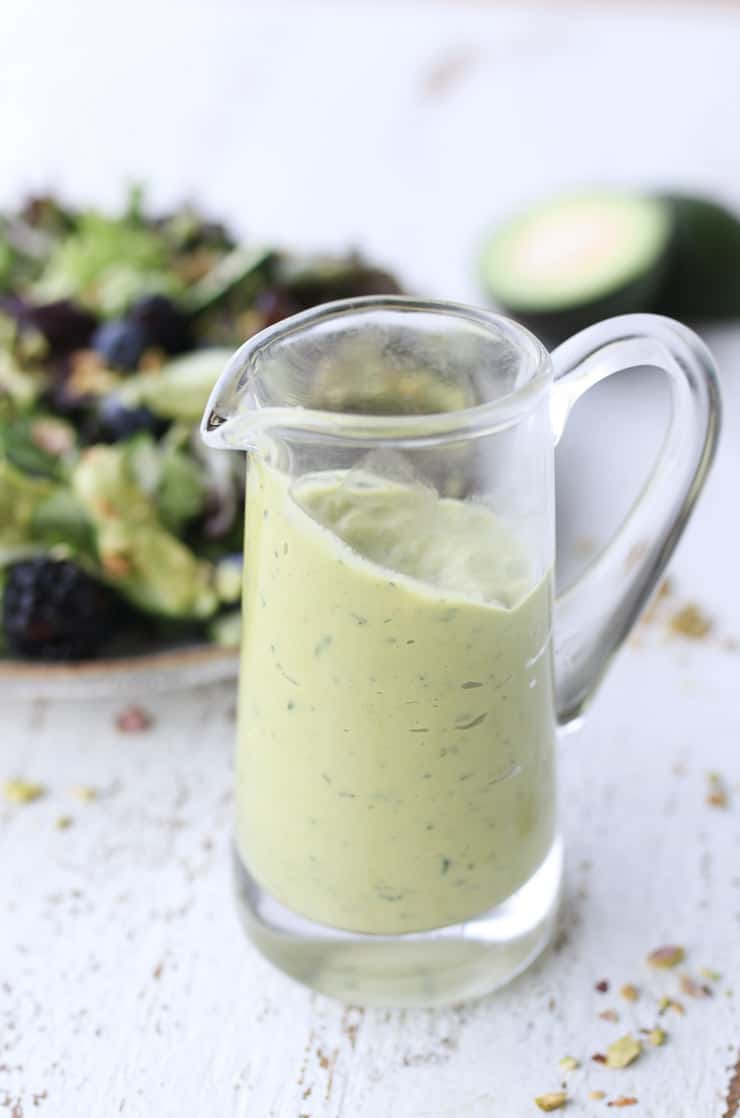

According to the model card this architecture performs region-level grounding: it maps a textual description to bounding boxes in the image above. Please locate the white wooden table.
[1,3,739,1115]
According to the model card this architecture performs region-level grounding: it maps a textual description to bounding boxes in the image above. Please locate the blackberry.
[95,396,166,443]
[129,294,191,354]
[92,318,147,370]
[3,558,122,660]
[253,287,302,328]
[0,297,97,356]
[27,300,98,355]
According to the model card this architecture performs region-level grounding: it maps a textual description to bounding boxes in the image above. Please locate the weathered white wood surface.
[1,3,739,1115]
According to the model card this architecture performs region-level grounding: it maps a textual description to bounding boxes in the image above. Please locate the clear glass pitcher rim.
[201,296,553,449]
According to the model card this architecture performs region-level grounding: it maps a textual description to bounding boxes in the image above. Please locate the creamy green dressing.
[236,460,556,934]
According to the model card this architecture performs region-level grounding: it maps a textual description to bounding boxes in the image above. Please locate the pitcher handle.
[550,314,721,727]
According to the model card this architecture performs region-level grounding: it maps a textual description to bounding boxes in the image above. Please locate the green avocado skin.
[499,264,669,348]
[654,194,740,320]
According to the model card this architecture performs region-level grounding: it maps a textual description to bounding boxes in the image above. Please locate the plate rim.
[0,642,239,682]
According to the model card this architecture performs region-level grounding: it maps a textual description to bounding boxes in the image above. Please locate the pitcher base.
[233,837,563,1008]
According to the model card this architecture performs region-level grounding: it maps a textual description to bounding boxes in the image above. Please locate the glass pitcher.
[201,297,720,1007]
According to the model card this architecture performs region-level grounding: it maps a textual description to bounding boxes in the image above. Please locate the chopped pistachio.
[647,945,685,968]
[647,1027,666,1047]
[699,967,721,983]
[679,974,711,998]
[102,551,133,578]
[589,1091,606,1101]
[115,705,153,733]
[658,996,685,1016]
[71,784,98,802]
[30,417,75,456]
[3,779,46,804]
[55,815,74,830]
[619,984,639,1002]
[559,1057,579,1072]
[605,1035,641,1069]
[669,603,712,640]
[139,347,166,372]
[535,1092,567,1112]
[706,772,729,808]
[599,1008,620,1022]
[608,1098,638,1109]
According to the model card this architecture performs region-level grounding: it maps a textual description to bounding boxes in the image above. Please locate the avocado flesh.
[73,447,217,619]
[121,348,233,424]
[0,460,55,550]
[480,192,673,344]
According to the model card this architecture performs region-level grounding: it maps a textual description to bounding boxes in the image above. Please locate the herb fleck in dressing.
[236,461,556,934]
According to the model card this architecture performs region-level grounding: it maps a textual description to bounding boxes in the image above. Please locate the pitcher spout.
[201,295,551,455]
[200,336,270,452]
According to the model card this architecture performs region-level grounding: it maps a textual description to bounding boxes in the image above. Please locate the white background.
[1,3,739,1116]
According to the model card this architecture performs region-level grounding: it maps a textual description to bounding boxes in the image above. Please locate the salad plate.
[0,189,401,690]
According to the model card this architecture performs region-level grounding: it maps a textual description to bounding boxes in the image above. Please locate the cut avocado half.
[480,192,673,343]
[654,194,740,319]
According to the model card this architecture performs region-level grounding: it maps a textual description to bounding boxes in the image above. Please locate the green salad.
[0,190,401,661]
